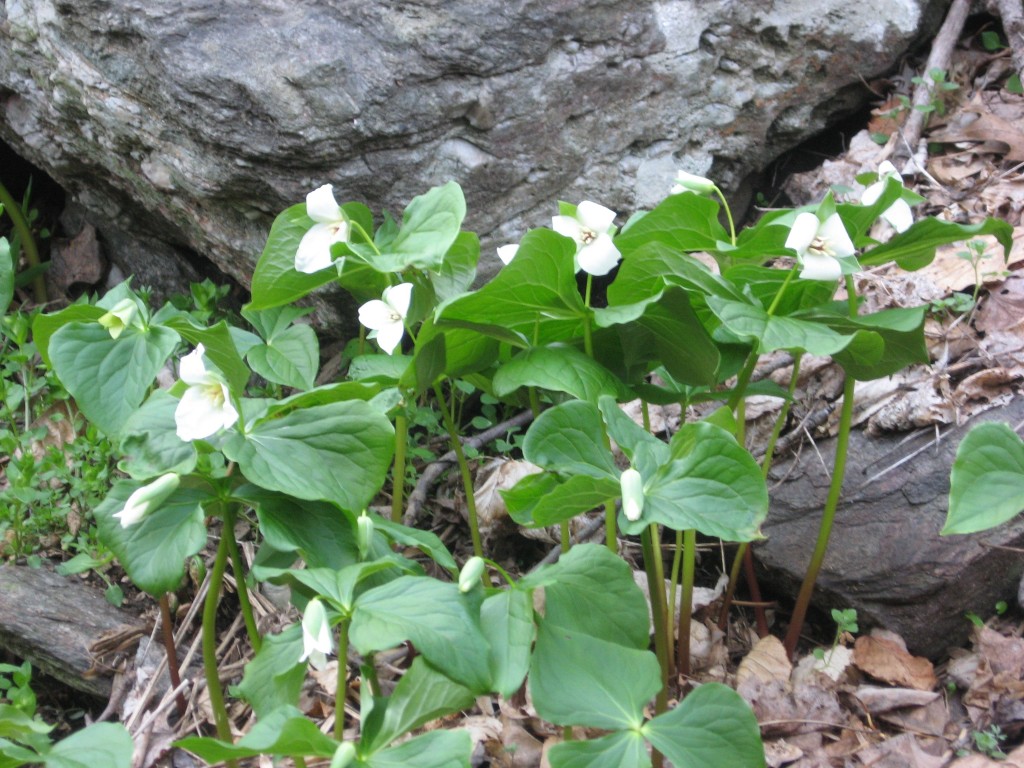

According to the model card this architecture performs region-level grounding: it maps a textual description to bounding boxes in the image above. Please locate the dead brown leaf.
[929,98,1024,162]
[853,635,938,691]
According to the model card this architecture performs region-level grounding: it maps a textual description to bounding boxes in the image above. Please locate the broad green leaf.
[481,589,534,697]
[644,683,766,768]
[627,287,720,387]
[249,203,338,309]
[529,474,622,526]
[0,736,41,766]
[277,561,411,613]
[945,422,1024,534]
[500,472,561,526]
[240,486,361,570]
[527,543,650,649]
[705,297,852,356]
[809,306,928,380]
[364,658,475,753]
[415,320,499,380]
[117,390,198,479]
[523,400,618,478]
[177,706,338,762]
[859,216,1014,270]
[363,729,472,768]
[157,315,251,394]
[44,723,133,768]
[402,331,446,396]
[493,345,631,402]
[437,229,586,344]
[598,395,670,471]
[261,381,382,420]
[615,191,727,255]
[0,238,12,316]
[246,322,319,390]
[348,354,411,385]
[548,731,651,768]
[224,400,394,510]
[49,322,180,436]
[608,242,742,308]
[374,182,466,272]
[373,515,458,575]
[31,304,106,368]
[351,577,491,692]
[529,620,659,730]
[624,421,768,541]
[431,231,479,302]
[95,481,207,596]
[0,704,53,740]
[232,626,306,717]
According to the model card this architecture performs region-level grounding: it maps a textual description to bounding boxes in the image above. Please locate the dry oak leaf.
[737,635,793,688]
[853,635,937,691]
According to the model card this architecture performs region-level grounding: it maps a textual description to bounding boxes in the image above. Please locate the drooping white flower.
[174,344,240,441]
[458,556,486,593]
[496,244,519,265]
[295,184,350,274]
[671,170,717,196]
[113,473,180,528]
[785,212,856,282]
[358,283,413,355]
[300,598,333,670]
[861,161,913,233]
[551,201,622,276]
[97,298,141,340]
[620,467,645,522]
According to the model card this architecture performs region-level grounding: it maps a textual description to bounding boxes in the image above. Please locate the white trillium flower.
[295,184,351,274]
[620,467,645,522]
[174,344,240,441]
[496,243,519,265]
[551,200,622,276]
[861,161,913,234]
[113,473,180,528]
[300,598,333,670]
[671,170,717,196]
[97,298,141,340]
[785,212,856,282]
[358,283,413,355]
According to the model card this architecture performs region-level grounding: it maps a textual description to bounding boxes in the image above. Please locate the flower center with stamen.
[808,236,834,257]
[579,227,597,245]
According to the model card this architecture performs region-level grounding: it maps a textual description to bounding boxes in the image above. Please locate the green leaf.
[529,474,622,526]
[859,216,1014,271]
[95,481,207,596]
[32,305,106,369]
[644,683,766,768]
[945,422,1024,534]
[0,238,12,316]
[249,203,338,309]
[157,315,251,394]
[529,543,651,649]
[810,306,928,380]
[49,322,180,436]
[431,231,479,302]
[276,561,411,613]
[351,577,491,692]
[363,729,472,768]
[625,422,768,541]
[44,723,134,768]
[372,515,458,575]
[246,322,319,390]
[374,182,466,272]
[493,345,632,402]
[522,400,618,478]
[608,242,742,308]
[548,731,651,768]
[402,332,446,396]
[437,229,586,345]
[706,297,853,356]
[480,589,534,698]
[117,390,198,479]
[177,706,339,762]
[364,658,475,753]
[615,192,728,256]
[224,400,394,510]
[529,620,660,730]
[232,626,306,717]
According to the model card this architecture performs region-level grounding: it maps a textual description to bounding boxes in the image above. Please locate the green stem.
[0,180,45,304]
[713,186,737,247]
[783,277,858,658]
[433,382,483,558]
[334,619,350,740]
[641,526,670,715]
[391,409,408,522]
[676,529,696,680]
[158,594,187,717]
[202,531,236,753]
[668,529,683,652]
[294,757,308,768]
[223,508,261,653]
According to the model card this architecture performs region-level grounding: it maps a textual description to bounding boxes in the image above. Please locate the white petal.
[374,319,405,355]
[300,600,333,668]
[576,201,617,233]
[113,497,147,527]
[551,214,582,242]
[306,184,342,224]
[785,212,820,255]
[877,160,899,178]
[496,244,518,264]
[799,252,842,282]
[860,179,884,207]
[577,234,621,276]
[359,299,396,332]
[178,345,210,386]
[295,223,340,274]
[215,383,240,431]
[384,283,413,319]
[882,199,913,233]
[818,214,855,259]
[176,385,232,441]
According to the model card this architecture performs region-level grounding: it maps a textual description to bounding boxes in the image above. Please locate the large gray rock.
[1,0,944,323]
[757,394,1024,659]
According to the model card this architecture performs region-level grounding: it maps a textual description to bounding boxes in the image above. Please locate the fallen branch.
[990,0,1024,85]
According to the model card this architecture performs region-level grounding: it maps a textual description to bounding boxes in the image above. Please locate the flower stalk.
[202,529,236,756]
[433,382,483,558]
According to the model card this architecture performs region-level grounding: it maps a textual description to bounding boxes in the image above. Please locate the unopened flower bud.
[330,742,356,768]
[97,298,140,340]
[458,556,486,593]
[357,513,374,558]
[671,171,717,196]
[112,473,180,528]
[620,468,645,522]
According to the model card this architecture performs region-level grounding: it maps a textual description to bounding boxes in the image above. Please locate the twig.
[990,0,1024,85]
[402,409,534,526]
[893,0,972,170]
